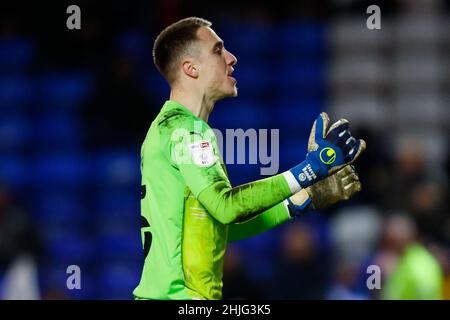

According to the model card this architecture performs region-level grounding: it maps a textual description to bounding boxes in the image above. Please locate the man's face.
[194,26,238,100]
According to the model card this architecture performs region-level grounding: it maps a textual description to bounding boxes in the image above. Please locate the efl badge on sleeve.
[189,140,217,167]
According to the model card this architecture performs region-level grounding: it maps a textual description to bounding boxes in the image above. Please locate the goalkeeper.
[133,17,366,300]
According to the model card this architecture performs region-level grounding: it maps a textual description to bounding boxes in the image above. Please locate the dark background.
[0,0,448,299]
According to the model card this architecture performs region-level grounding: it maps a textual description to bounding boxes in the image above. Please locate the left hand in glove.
[306,164,361,209]
[286,165,361,217]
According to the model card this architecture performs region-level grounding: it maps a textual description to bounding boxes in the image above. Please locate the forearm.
[227,201,291,243]
[198,173,293,225]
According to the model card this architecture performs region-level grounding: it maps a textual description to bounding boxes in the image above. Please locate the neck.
[170,86,215,122]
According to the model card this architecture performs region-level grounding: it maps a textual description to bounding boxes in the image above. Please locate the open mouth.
[227,69,236,82]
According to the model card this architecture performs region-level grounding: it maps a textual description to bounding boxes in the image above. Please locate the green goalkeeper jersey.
[133,100,293,300]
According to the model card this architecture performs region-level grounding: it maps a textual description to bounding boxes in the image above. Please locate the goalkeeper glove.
[284,189,312,217]
[286,165,361,217]
[306,164,361,210]
[284,112,366,190]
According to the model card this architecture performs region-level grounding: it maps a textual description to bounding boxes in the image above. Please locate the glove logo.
[320,147,336,165]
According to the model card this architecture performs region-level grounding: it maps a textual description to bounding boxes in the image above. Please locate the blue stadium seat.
[0,76,33,111]
[145,70,170,101]
[95,188,140,229]
[238,230,281,284]
[0,38,36,74]
[273,95,323,128]
[278,136,309,170]
[0,155,28,188]
[0,113,31,152]
[230,64,273,94]
[210,98,272,129]
[96,231,142,262]
[95,150,140,187]
[276,59,325,91]
[218,21,274,58]
[34,114,81,149]
[32,152,90,187]
[39,71,93,110]
[44,233,94,265]
[116,30,149,60]
[97,262,141,299]
[32,190,89,229]
[274,22,327,95]
[277,21,327,57]
[225,163,264,186]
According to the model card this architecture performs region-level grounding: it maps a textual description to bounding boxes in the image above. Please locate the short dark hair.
[153,17,212,84]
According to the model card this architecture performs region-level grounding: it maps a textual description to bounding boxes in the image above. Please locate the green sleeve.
[197,174,292,225]
[227,201,291,243]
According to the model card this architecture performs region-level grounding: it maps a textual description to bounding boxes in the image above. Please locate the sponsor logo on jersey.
[200,141,210,148]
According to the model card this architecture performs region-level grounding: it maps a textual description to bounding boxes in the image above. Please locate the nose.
[226,49,237,66]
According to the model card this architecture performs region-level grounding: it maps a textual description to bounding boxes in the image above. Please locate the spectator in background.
[442,255,450,300]
[326,204,382,300]
[406,179,448,245]
[329,205,382,270]
[326,261,367,300]
[379,214,443,300]
[350,128,394,210]
[0,185,41,299]
[222,244,261,300]
[270,221,328,299]
[426,243,450,300]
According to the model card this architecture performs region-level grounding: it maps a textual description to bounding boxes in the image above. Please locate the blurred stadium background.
[0,0,448,299]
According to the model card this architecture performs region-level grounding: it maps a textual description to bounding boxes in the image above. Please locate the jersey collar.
[161,100,194,116]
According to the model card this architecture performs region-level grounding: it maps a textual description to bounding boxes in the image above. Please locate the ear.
[181,60,199,79]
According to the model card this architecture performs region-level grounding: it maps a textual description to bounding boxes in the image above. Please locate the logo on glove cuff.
[299,164,317,182]
[320,147,336,165]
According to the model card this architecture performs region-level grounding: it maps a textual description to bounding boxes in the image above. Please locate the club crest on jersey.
[190,140,217,167]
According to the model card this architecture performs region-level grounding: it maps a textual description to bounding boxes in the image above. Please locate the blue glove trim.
[286,197,313,218]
